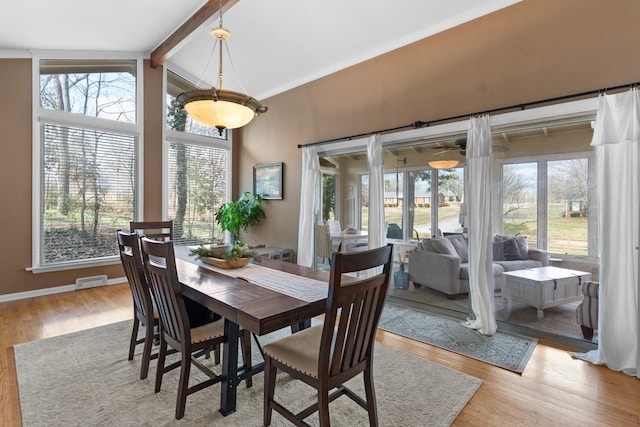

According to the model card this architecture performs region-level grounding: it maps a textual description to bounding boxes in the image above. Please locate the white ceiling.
[0,0,520,100]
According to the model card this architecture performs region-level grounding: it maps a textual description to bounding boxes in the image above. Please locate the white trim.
[29,49,145,60]
[0,276,127,303]
[0,49,31,58]
[26,257,121,274]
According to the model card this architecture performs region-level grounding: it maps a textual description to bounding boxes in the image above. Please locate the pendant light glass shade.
[428,160,459,169]
[177,88,267,133]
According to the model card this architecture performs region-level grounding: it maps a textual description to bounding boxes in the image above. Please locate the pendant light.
[176,2,267,135]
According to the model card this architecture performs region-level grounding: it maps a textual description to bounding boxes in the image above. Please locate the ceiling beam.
[150,0,240,68]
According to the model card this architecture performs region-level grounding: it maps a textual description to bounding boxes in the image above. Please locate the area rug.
[379,303,537,374]
[15,321,482,426]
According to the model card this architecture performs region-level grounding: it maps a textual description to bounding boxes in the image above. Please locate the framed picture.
[253,162,283,200]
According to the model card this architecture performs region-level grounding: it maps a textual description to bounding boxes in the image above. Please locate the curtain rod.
[297,81,639,149]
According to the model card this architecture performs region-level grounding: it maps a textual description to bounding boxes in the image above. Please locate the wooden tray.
[201,256,250,269]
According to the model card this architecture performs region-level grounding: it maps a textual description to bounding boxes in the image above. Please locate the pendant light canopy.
[176,11,267,135]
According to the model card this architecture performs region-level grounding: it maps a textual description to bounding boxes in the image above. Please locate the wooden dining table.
[330,230,368,252]
[174,247,329,416]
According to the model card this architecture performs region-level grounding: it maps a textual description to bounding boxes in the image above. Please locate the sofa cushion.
[515,236,528,258]
[446,234,468,263]
[431,237,459,258]
[459,262,504,280]
[493,238,524,261]
[496,259,542,271]
[420,239,437,252]
[494,234,529,258]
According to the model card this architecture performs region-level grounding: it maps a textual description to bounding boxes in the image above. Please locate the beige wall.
[1,0,638,295]
[238,0,640,254]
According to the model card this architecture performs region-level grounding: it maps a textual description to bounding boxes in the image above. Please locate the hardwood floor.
[1,283,638,426]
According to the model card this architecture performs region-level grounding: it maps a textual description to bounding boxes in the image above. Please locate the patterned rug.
[15,320,482,426]
[379,303,537,373]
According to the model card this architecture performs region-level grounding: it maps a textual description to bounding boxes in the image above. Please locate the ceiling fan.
[430,138,509,156]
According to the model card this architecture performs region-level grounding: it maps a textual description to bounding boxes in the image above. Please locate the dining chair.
[117,230,159,380]
[130,219,223,361]
[326,220,342,251]
[139,237,252,420]
[314,223,332,267]
[263,243,394,427]
[129,220,173,241]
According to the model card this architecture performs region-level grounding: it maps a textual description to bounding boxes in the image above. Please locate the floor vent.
[75,275,108,290]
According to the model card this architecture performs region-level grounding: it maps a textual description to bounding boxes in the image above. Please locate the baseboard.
[0,276,127,303]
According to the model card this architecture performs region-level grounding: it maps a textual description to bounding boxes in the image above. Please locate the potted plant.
[215,191,266,243]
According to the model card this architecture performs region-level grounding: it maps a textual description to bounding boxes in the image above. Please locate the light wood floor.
[1,283,638,426]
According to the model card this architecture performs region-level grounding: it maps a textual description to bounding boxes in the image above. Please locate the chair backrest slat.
[117,231,154,321]
[321,244,393,380]
[140,237,190,346]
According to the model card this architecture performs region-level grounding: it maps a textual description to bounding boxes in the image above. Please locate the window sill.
[26,256,121,274]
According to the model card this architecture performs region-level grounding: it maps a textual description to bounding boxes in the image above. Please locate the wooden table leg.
[220,318,239,416]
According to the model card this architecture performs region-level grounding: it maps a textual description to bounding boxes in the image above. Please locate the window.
[165,70,231,245]
[436,168,464,235]
[320,172,336,222]
[547,159,589,255]
[384,171,404,239]
[502,162,538,247]
[358,166,463,241]
[408,169,432,240]
[35,58,140,268]
[501,156,593,256]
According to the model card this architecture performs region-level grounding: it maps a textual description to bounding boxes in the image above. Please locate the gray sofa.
[408,234,548,298]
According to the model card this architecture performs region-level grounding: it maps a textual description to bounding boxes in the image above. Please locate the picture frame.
[253,162,283,200]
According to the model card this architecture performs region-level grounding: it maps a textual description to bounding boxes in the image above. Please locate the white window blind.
[167,141,227,245]
[40,123,137,264]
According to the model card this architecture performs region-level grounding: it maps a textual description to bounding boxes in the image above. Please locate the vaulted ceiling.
[0,0,520,100]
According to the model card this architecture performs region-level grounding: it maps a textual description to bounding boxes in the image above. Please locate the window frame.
[30,52,144,273]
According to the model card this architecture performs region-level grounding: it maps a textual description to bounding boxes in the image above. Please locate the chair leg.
[175,353,191,420]
[214,343,221,365]
[363,365,379,427]
[129,317,140,361]
[155,339,168,393]
[139,320,155,379]
[240,332,252,388]
[263,356,277,426]
[318,386,331,427]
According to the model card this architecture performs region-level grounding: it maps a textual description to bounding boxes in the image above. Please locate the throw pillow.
[515,235,528,258]
[431,237,459,258]
[501,238,525,261]
[493,234,529,259]
[446,234,468,262]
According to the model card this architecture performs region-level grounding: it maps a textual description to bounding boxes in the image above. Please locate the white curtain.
[367,134,386,249]
[577,89,640,377]
[463,115,497,335]
[297,146,320,267]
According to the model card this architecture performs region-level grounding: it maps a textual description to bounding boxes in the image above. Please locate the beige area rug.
[15,321,482,426]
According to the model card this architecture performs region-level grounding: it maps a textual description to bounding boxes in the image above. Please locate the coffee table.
[503,266,591,319]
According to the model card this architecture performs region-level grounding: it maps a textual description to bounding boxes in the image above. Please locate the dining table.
[329,230,368,252]
[174,246,330,416]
